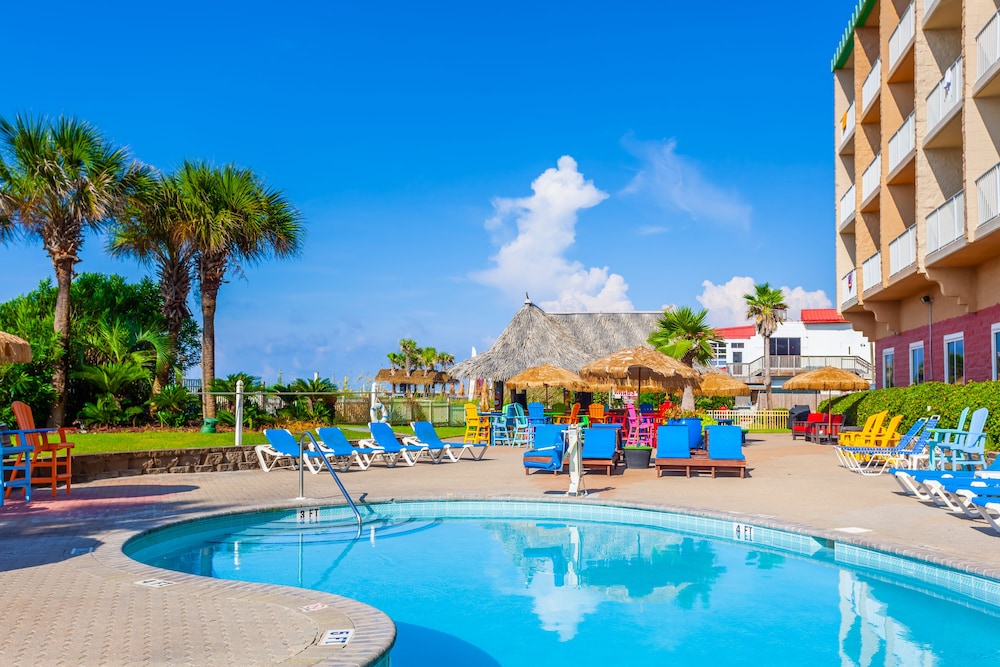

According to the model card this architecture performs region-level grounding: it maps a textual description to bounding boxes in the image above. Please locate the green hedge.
[821,381,1000,450]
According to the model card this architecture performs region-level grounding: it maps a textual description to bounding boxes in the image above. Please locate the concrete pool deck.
[2,433,1000,665]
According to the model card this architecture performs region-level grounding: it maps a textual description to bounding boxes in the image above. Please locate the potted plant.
[623,445,653,469]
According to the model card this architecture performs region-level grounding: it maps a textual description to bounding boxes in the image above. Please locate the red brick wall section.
[875,302,1000,387]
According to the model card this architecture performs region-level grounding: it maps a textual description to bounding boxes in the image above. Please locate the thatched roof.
[374,368,453,386]
[0,331,31,364]
[447,299,663,382]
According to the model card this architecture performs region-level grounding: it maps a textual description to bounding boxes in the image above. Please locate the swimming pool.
[126,500,1000,666]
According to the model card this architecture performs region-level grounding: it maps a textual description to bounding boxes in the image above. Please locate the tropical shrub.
[149,384,199,427]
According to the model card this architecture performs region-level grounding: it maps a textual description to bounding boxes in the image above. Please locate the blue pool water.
[127,502,1000,666]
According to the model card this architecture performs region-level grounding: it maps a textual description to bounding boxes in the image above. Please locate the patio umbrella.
[0,331,31,365]
[506,364,591,391]
[782,366,869,424]
[693,372,750,397]
[579,346,699,395]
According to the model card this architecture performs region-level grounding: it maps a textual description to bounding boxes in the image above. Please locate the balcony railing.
[839,184,856,225]
[978,10,1000,80]
[889,2,915,70]
[888,226,916,275]
[927,58,962,134]
[734,355,873,382]
[862,153,881,201]
[863,58,882,111]
[977,162,1000,225]
[888,112,915,173]
[841,269,857,303]
[926,190,964,253]
[862,252,881,292]
[840,101,856,146]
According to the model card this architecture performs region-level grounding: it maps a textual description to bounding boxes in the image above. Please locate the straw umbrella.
[783,366,869,424]
[693,372,750,397]
[506,364,592,407]
[579,346,700,396]
[0,331,32,365]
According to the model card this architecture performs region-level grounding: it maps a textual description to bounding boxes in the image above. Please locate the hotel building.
[834,0,1000,387]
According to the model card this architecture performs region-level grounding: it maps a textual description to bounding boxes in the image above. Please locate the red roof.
[801,308,848,324]
[714,325,755,339]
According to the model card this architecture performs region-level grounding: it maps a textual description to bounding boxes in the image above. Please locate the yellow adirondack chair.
[838,410,887,447]
[463,403,490,445]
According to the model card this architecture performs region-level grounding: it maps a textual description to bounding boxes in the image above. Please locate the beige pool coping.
[2,433,1000,666]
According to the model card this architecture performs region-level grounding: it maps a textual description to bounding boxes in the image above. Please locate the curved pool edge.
[114,491,1000,665]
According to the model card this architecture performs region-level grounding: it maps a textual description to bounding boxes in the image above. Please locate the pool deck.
[2,433,1000,665]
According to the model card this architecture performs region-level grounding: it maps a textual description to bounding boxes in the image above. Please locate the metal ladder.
[297,432,363,538]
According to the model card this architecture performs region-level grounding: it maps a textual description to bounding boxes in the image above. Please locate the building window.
[769,338,801,356]
[944,333,964,385]
[882,348,894,388]
[909,342,924,385]
[993,324,1000,381]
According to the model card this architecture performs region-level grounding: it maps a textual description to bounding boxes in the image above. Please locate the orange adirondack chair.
[7,401,74,497]
[588,403,607,424]
[553,402,581,424]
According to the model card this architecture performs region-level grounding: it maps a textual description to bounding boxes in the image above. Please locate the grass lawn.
[70,424,466,455]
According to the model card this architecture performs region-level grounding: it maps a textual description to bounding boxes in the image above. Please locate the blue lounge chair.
[892,408,991,496]
[315,427,377,472]
[835,417,937,476]
[578,427,620,476]
[706,425,747,478]
[405,421,461,462]
[366,422,427,466]
[654,424,694,478]
[262,428,343,477]
[523,424,567,475]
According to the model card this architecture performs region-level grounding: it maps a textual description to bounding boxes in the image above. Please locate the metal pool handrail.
[298,431,363,538]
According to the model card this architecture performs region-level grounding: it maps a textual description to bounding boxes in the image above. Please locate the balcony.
[861,153,881,207]
[976,11,1000,96]
[926,191,964,254]
[862,252,881,293]
[839,101,856,153]
[925,58,963,147]
[887,112,915,181]
[841,269,857,305]
[733,355,873,382]
[888,3,915,76]
[862,58,882,119]
[888,226,916,276]
[978,162,1000,226]
[839,184,857,230]
[924,0,961,30]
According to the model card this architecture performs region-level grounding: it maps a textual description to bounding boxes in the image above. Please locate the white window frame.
[992,323,1000,381]
[943,332,964,385]
[909,341,925,385]
[882,347,895,388]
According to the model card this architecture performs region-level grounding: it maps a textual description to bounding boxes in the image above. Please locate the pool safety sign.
[320,629,354,646]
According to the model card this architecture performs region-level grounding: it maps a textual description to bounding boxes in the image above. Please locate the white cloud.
[697,276,832,327]
[622,137,752,230]
[472,156,634,311]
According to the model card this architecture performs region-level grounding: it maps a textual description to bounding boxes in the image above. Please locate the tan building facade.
[834,0,1000,388]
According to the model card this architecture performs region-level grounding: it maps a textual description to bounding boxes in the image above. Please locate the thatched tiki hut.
[374,368,456,396]
[447,297,662,406]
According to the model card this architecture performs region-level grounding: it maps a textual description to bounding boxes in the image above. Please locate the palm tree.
[387,352,404,370]
[108,171,197,391]
[178,161,304,419]
[743,282,788,409]
[421,347,438,371]
[0,114,149,424]
[398,339,420,376]
[648,306,721,410]
[435,352,454,370]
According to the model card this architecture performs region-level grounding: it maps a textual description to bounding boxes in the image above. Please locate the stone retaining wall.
[73,446,261,483]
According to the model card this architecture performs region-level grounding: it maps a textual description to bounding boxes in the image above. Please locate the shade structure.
[505,364,591,391]
[782,366,870,392]
[694,372,750,397]
[0,331,32,364]
[579,346,699,393]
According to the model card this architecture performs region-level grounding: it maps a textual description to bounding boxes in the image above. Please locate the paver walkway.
[2,434,999,665]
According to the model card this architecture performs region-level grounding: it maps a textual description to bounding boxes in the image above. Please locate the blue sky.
[1,1,858,388]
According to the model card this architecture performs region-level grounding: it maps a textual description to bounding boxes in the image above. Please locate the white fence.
[862,153,882,201]
[926,190,965,253]
[889,2,915,71]
[977,162,1000,225]
[977,10,1000,80]
[862,252,881,292]
[888,226,916,275]
[927,57,962,132]
[888,112,915,174]
[863,58,882,111]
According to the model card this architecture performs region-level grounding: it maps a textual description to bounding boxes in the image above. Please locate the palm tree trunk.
[762,336,772,410]
[49,259,74,426]
[200,290,218,419]
[681,385,695,410]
